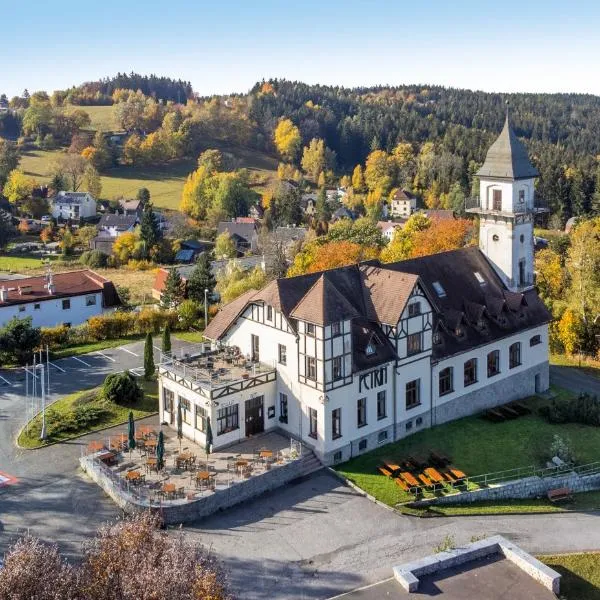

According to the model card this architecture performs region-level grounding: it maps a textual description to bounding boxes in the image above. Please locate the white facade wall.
[51,196,96,220]
[0,291,105,328]
[391,198,416,217]
[431,324,548,412]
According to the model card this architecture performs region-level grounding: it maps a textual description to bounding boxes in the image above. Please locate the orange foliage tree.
[300,241,378,275]
[410,218,474,258]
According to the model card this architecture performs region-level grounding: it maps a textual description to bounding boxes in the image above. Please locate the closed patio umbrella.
[128,411,136,456]
[205,416,213,470]
[156,430,165,470]
[176,401,183,452]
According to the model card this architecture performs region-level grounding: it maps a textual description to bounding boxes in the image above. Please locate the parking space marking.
[129,367,144,376]
[49,361,66,373]
[95,351,116,362]
[0,375,11,386]
[118,346,139,357]
[153,345,162,352]
[71,356,92,367]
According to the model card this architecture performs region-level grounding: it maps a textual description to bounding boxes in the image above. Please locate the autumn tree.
[364,150,397,196]
[197,148,223,173]
[301,138,335,181]
[216,263,267,303]
[274,118,301,163]
[214,230,237,258]
[51,153,88,191]
[82,164,102,198]
[0,138,19,186]
[3,169,34,204]
[77,225,98,249]
[326,216,385,248]
[351,164,366,193]
[410,217,474,258]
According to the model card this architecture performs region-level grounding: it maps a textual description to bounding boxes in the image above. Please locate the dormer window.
[519,190,525,204]
[266,305,273,321]
[432,281,446,298]
[433,332,442,344]
[306,323,316,337]
[474,272,485,286]
[365,343,375,356]
[331,321,341,337]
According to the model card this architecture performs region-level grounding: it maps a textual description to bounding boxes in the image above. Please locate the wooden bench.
[509,402,531,416]
[499,405,519,419]
[395,478,409,492]
[378,466,393,478]
[444,471,457,485]
[418,474,434,489]
[547,487,573,503]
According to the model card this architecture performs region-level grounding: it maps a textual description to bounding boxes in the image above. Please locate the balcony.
[158,343,277,400]
[465,197,549,216]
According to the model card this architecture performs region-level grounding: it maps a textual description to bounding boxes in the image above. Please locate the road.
[550,364,599,396]
[0,357,598,598]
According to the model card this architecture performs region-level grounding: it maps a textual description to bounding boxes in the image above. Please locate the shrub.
[549,434,575,464]
[80,249,109,268]
[541,393,600,426]
[102,371,143,405]
[40,324,70,350]
[178,299,202,330]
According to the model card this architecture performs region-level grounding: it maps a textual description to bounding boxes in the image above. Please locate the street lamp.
[204,288,209,330]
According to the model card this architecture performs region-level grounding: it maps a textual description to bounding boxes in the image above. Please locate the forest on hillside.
[2,77,600,223]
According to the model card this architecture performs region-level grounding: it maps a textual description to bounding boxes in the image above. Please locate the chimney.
[0,287,6,302]
[48,283,55,295]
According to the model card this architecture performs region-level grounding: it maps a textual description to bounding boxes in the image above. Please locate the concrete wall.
[414,471,600,507]
[80,451,314,525]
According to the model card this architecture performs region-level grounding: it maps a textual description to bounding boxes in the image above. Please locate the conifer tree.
[140,201,160,254]
[144,332,155,379]
[186,252,216,303]
[161,268,184,308]
[162,323,171,353]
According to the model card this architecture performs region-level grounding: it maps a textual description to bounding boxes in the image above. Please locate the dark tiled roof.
[477,113,539,180]
[290,275,361,326]
[216,221,257,242]
[53,191,93,204]
[99,214,138,230]
[352,318,398,372]
[384,247,551,359]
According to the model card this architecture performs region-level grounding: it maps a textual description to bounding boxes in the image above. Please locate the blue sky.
[3,0,600,97]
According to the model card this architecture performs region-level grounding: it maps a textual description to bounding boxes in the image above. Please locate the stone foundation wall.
[433,362,549,425]
[413,471,600,507]
[80,453,313,525]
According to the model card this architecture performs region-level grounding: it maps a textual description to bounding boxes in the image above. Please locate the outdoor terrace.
[464,196,549,216]
[158,343,277,400]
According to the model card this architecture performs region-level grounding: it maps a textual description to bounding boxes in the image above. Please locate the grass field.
[77,105,117,131]
[18,140,278,210]
[50,334,145,360]
[18,378,158,449]
[335,389,600,507]
[0,255,49,271]
[542,553,600,600]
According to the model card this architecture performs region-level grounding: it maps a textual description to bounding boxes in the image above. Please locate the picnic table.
[259,450,273,459]
[400,472,419,487]
[450,469,466,480]
[139,425,156,436]
[176,452,194,468]
[424,467,445,484]
[110,435,127,451]
[383,459,402,473]
[145,439,158,454]
[145,457,158,472]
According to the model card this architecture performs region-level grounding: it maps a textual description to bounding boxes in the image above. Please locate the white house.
[50,192,97,221]
[390,189,417,218]
[157,113,551,465]
[377,220,403,242]
[0,269,121,328]
[98,214,139,238]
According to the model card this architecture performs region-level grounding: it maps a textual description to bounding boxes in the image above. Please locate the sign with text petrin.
[358,366,387,393]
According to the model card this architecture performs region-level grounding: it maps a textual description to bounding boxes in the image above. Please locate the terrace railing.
[464,196,549,215]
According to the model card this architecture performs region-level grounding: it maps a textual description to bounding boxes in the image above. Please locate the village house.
[377,220,404,242]
[97,214,138,237]
[50,191,97,221]
[0,269,121,328]
[157,114,551,465]
[118,198,145,218]
[216,219,259,254]
[390,189,417,218]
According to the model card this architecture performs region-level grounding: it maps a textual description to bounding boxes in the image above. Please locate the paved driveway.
[0,356,599,598]
[550,364,599,396]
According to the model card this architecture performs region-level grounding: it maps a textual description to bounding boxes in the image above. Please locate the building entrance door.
[245,396,264,437]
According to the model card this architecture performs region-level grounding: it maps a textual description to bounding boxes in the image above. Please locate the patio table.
[145,440,158,454]
[125,470,143,483]
[87,440,105,453]
[162,483,176,499]
[259,450,273,459]
[400,472,419,487]
[235,460,249,475]
[146,458,158,472]
[98,451,118,466]
[139,425,156,437]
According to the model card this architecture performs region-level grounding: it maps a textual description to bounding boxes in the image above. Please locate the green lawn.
[18,378,158,449]
[336,390,600,506]
[400,490,600,517]
[18,142,278,210]
[0,255,49,272]
[541,553,600,600]
[77,105,117,131]
[174,330,204,343]
[50,335,145,359]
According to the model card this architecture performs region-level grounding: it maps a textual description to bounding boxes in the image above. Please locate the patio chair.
[177,486,185,498]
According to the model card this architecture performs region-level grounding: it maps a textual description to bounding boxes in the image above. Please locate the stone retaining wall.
[80,453,313,524]
[393,535,560,594]
[412,471,600,507]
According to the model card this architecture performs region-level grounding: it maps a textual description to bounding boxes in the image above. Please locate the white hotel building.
[158,113,552,465]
